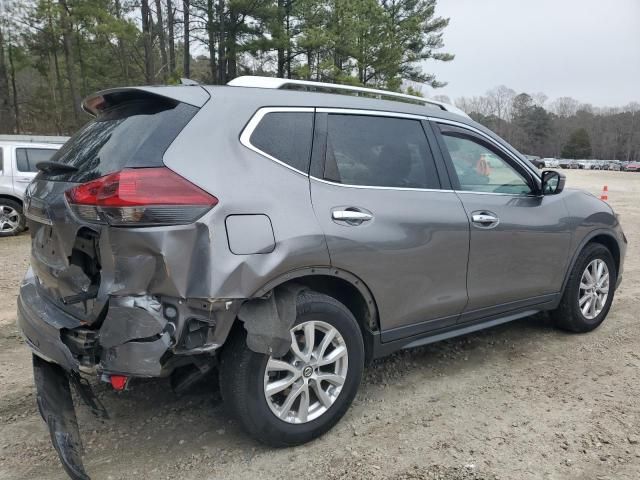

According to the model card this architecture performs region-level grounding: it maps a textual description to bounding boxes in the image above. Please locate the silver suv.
[0,135,67,236]
[17,77,626,480]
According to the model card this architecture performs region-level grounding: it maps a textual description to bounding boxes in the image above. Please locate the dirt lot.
[1,169,639,480]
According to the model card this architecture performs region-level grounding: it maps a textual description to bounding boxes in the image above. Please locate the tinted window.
[440,129,532,195]
[16,148,57,172]
[325,115,438,189]
[45,100,198,182]
[249,112,314,172]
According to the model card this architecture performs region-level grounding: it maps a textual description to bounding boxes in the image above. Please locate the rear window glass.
[16,148,57,172]
[249,112,314,173]
[44,99,198,182]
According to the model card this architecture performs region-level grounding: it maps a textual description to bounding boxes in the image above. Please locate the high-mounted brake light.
[65,167,218,226]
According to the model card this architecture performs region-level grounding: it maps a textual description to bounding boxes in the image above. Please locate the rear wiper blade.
[36,161,79,173]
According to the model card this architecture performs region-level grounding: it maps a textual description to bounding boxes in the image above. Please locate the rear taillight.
[65,167,218,226]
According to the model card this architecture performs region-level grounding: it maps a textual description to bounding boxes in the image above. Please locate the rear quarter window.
[248,111,314,173]
[44,99,198,182]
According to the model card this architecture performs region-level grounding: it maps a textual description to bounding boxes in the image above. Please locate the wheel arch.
[562,230,621,292]
[0,194,23,207]
[251,267,380,362]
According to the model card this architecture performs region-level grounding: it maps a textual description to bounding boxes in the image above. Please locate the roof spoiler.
[81,86,210,117]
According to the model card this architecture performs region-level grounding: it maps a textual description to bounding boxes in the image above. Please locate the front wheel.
[220,291,364,446]
[551,243,616,332]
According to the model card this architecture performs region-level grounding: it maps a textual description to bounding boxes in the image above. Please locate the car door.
[13,147,57,198]
[0,145,15,196]
[309,110,470,341]
[432,121,572,321]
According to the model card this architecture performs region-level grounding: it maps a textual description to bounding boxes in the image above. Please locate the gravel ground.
[1,169,639,480]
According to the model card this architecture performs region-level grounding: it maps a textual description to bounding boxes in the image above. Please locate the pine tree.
[561,128,592,159]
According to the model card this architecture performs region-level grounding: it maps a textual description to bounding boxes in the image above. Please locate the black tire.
[551,243,616,333]
[0,199,26,237]
[219,290,365,447]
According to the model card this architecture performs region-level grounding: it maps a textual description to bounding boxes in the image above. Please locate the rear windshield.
[43,98,198,182]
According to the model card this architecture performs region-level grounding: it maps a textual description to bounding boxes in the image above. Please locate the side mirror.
[541,170,566,195]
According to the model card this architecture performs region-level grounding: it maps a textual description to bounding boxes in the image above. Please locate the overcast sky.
[424,0,640,107]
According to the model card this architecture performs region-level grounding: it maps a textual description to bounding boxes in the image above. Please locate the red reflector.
[110,375,128,391]
[65,167,217,207]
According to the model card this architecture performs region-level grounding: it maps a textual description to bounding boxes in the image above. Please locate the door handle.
[331,209,373,225]
[471,211,500,228]
[16,178,32,183]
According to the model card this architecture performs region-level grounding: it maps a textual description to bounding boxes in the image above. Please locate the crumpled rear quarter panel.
[160,88,331,298]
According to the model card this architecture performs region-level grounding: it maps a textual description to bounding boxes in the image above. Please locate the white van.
[0,135,68,236]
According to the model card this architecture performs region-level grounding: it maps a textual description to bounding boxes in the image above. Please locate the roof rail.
[0,134,69,144]
[227,76,469,118]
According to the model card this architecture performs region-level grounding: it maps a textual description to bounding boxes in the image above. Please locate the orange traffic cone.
[600,185,609,201]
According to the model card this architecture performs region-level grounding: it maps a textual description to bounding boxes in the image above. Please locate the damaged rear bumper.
[33,354,90,480]
[19,266,242,480]
[17,268,241,378]
[18,274,83,372]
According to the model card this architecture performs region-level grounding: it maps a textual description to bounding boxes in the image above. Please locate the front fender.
[561,190,626,291]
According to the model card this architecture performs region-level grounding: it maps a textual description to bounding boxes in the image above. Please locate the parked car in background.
[576,160,591,170]
[625,162,640,172]
[559,159,573,169]
[15,77,627,479]
[0,135,68,237]
[543,158,560,168]
[606,161,621,171]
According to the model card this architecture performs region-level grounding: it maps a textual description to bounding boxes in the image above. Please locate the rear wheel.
[551,243,616,332]
[0,199,26,237]
[220,291,364,447]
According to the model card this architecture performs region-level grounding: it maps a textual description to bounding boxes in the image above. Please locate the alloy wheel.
[0,205,20,234]
[263,320,349,424]
[578,259,610,320]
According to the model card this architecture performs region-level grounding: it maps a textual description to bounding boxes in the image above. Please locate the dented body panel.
[18,86,332,381]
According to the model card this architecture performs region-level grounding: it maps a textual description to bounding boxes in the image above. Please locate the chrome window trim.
[317,108,448,191]
[455,190,538,198]
[429,117,542,181]
[318,109,541,195]
[310,175,454,193]
[240,107,540,197]
[239,106,315,177]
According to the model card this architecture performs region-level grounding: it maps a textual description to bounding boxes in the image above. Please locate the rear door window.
[44,99,198,182]
[324,114,439,189]
[249,111,314,173]
[16,148,57,173]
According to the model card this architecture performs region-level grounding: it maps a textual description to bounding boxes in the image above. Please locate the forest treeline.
[450,87,639,161]
[0,0,637,161]
[0,0,453,134]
